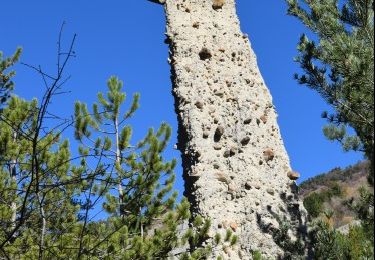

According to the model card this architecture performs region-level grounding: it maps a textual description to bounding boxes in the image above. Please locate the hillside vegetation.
[300,161,372,228]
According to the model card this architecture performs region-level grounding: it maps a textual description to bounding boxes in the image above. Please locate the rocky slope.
[299,161,372,228]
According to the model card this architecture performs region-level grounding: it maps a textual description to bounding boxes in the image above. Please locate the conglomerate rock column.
[156,0,306,258]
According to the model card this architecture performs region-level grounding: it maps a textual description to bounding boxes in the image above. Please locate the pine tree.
[0,40,83,259]
[73,76,181,258]
[72,76,229,259]
[0,95,80,259]
[286,0,374,182]
[0,75,226,259]
[0,48,21,107]
[287,1,374,258]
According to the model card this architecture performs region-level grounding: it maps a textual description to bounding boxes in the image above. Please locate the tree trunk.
[159,0,307,258]
[114,117,124,208]
[36,192,46,260]
[10,132,17,232]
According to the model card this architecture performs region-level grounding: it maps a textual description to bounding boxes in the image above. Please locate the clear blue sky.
[2,1,363,194]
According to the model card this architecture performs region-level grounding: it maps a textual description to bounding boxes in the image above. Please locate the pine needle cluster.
[287,0,374,181]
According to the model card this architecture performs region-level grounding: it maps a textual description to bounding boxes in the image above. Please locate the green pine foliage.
[73,76,183,258]
[311,220,374,259]
[252,250,263,260]
[303,182,343,218]
[0,75,223,259]
[287,2,374,258]
[352,187,374,242]
[303,193,325,218]
[0,96,79,259]
[286,0,374,182]
[301,166,374,259]
[72,76,231,259]
[0,48,21,106]
[311,221,351,259]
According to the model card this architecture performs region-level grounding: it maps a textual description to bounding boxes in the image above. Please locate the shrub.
[304,193,324,218]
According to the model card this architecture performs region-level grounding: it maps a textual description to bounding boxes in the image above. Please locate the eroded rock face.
[161,0,306,258]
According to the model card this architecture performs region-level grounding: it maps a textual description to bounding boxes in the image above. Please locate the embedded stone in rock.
[230,222,239,232]
[208,106,216,113]
[199,48,212,60]
[216,172,230,184]
[214,126,225,142]
[260,115,268,124]
[229,147,236,156]
[224,247,233,256]
[267,188,275,196]
[203,131,210,139]
[195,101,204,109]
[245,182,252,190]
[263,148,275,162]
[222,220,229,229]
[214,90,224,97]
[212,0,225,10]
[244,118,252,124]
[228,182,237,193]
[223,148,237,158]
[214,144,222,150]
[148,0,166,5]
[241,136,251,146]
[190,171,201,178]
[287,171,300,181]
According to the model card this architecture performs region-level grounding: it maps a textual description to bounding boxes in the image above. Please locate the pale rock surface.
[155,0,307,258]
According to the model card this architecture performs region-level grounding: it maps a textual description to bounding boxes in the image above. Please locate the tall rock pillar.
[157,0,306,258]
